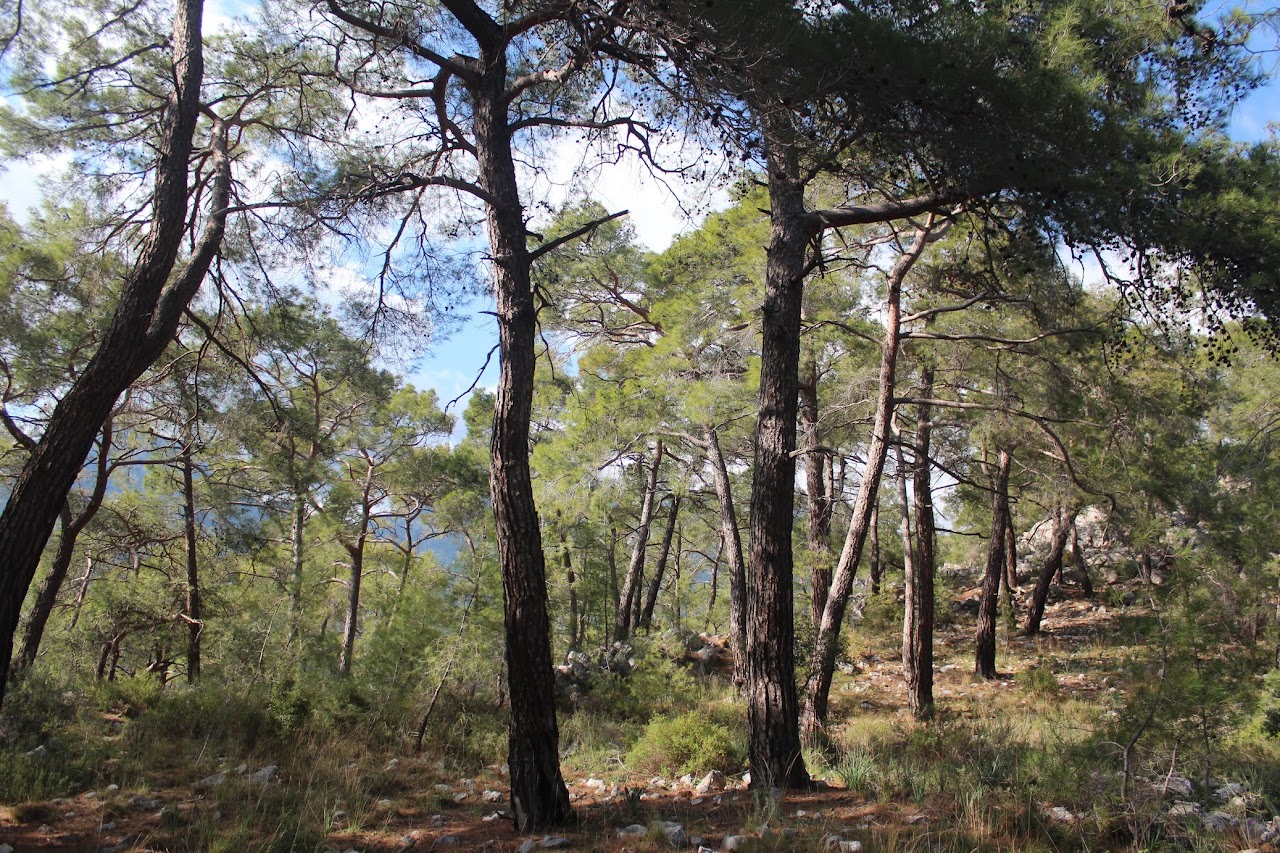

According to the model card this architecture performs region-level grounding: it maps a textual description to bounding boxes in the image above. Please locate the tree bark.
[616,441,662,640]
[1004,513,1019,592]
[903,367,936,720]
[473,32,572,829]
[745,127,809,789]
[0,0,223,708]
[869,504,881,596]
[975,448,1012,679]
[1022,505,1075,637]
[800,223,934,740]
[640,494,680,631]
[703,424,747,685]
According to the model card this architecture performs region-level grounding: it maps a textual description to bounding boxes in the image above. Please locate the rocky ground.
[1,581,1276,852]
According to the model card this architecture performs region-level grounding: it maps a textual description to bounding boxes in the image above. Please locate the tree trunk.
[473,42,572,830]
[1073,522,1095,599]
[1023,505,1075,637]
[563,530,580,649]
[801,355,832,628]
[616,441,663,640]
[0,0,219,708]
[288,489,307,643]
[703,424,747,685]
[641,494,680,631]
[182,446,202,683]
[800,224,933,741]
[338,468,375,677]
[1004,513,1019,592]
[975,448,1012,679]
[903,369,936,720]
[745,128,810,791]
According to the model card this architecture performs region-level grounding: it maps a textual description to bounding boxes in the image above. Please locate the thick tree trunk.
[1023,505,1075,636]
[616,441,662,640]
[975,448,1012,679]
[473,43,572,830]
[0,0,218,708]
[703,424,747,685]
[182,446,202,683]
[745,130,809,789]
[903,369,936,720]
[800,224,932,741]
[640,494,680,631]
[801,356,832,628]
[1004,514,1019,592]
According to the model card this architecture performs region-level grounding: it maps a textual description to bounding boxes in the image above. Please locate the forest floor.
[1,581,1275,852]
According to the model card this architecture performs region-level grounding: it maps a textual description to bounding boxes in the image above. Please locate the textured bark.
[800,356,832,628]
[182,446,202,683]
[1023,506,1075,636]
[0,0,223,707]
[616,441,663,640]
[640,494,680,631]
[869,504,881,596]
[473,36,572,829]
[563,531,580,648]
[903,368,936,720]
[746,129,809,789]
[338,469,373,677]
[704,424,747,685]
[1004,514,1019,592]
[975,448,1012,679]
[800,224,932,740]
[288,492,307,641]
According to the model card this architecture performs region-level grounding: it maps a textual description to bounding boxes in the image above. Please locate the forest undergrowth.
[2,571,1277,853]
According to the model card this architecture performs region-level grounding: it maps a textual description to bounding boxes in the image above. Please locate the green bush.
[626,707,746,776]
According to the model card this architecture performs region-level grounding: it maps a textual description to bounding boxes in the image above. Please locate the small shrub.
[626,708,745,776]
[1020,665,1059,698]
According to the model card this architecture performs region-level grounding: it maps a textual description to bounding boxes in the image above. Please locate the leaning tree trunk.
[745,129,809,790]
[640,494,680,631]
[903,368,936,720]
[800,354,833,628]
[1023,505,1075,637]
[338,486,372,677]
[975,448,1012,679]
[473,45,572,830]
[801,223,933,740]
[704,424,747,686]
[0,0,224,708]
[616,441,662,640]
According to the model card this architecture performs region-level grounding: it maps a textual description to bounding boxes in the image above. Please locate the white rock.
[584,777,606,791]
[1046,806,1075,822]
[106,784,119,793]
[696,770,726,794]
[539,836,571,848]
[617,825,646,837]
[0,843,14,853]
[518,843,537,853]
[1164,775,1194,797]
[722,836,755,851]
[1169,801,1201,817]
[482,790,503,803]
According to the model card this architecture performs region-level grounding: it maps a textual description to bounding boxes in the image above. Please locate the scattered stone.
[434,783,453,792]
[722,835,755,851]
[1215,782,1246,802]
[905,813,929,825]
[539,837,571,849]
[1202,812,1238,832]
[430,815,445,827]
[696,770,726,794]
[689,835,706,848]
[1164,775,1194,797]
[234,763,248,775]
[1046,806,1075,823]
[195,772,227,789]
[377,798,394,809]
[1242,818,1267,842]
[25,744,46,757]
[658,821,689,847]
[482,812,503,822]
[386,758,400,770]
[482,790,503,803]
[821,839,862,853]
[249,765,279,784]
[333,810,347,821]
[436,835,460,847]
[398,836,416,850]
[82,791,96,800]
[518,843,536,853]
[617,825,646,837]
[584,777,607,791]
[0,843,14,853]
[128,795,159,811]
[452,791,469,803]
[1169,801,1201,817]
[691,797,704,805]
